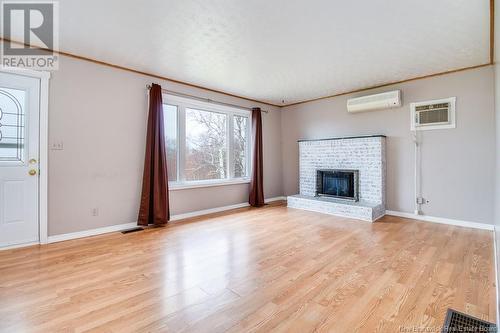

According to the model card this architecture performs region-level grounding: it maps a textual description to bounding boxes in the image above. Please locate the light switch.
[50,141,64,150]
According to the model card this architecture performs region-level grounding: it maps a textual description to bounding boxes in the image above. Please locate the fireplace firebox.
[316,169,359,201]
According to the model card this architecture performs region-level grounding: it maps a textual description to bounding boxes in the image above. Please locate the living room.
[0,1,499,331]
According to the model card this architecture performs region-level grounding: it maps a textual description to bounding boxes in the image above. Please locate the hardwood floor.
[0,202,496,332]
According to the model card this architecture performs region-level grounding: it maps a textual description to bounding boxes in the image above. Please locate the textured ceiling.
[7,0,491,105]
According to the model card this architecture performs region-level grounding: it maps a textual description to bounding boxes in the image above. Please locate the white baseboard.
[170,203,250,221]
[0,241,40,251]
[48,222,138,243]
[47,196,288,244]
[265,196,287,202]
[170,196,286,221]
[385,210,494,231]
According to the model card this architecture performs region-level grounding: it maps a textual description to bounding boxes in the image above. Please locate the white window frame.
[163,94,252,190]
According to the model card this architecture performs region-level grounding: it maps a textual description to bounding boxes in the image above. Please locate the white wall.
[47,55,283,236]
[281,66,496,224]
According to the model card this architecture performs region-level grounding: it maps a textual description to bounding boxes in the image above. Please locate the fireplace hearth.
[316,169,359,201]
[287,135,386,222]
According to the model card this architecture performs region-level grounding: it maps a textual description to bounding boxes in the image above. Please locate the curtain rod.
[146,85,269,114]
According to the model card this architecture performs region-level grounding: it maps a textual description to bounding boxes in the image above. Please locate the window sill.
[169,178,251,191]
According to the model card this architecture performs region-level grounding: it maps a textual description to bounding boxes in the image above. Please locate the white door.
[0,72,40,248]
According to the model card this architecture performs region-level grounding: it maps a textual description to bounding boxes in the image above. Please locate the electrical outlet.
[416,197,426,205]
[92,208,99,217]
[50,141,64,150]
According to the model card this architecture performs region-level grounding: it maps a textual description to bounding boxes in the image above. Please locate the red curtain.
[138,84,170,226]
[249,107,265,207]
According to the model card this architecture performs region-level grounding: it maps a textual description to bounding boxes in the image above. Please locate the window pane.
[163,104,177,181]
[0,88,25,162]
[185,108,227,181]
[233,115,248,178]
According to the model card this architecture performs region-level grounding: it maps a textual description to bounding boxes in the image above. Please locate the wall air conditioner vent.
[410,97,456,131]
[347,90,401,113]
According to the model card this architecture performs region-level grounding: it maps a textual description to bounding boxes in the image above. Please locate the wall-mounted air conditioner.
[410,97,456,131]
[347,90,401,113]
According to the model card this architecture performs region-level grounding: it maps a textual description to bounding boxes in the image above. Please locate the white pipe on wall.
[413,130,422,215]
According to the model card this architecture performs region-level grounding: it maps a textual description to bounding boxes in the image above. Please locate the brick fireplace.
[287,135,386,222]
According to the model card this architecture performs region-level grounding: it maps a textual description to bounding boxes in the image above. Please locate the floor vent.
[442,309,496,332]
[121,227,144,234]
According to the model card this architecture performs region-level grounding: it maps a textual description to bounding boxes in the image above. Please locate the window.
[163,104,178,181]
[185,108,227,181]
[0,88,26,162]
[233,115,248,178]
[163,95,251,188]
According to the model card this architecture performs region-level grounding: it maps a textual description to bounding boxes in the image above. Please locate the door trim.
[1,67,50,245]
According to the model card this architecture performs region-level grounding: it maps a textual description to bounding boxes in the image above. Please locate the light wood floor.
[0,202,496,332]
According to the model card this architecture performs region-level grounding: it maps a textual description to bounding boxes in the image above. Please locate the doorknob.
[28,169,37,176]
[29,158,37,164]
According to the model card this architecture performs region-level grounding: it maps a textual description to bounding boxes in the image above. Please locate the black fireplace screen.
[316,169,359,201]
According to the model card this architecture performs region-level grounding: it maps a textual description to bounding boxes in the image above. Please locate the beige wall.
[495,0,500,229]
[281,66,496,224]
[43,49,498,234]
[47,55,283,236]
[494,1,500,317]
